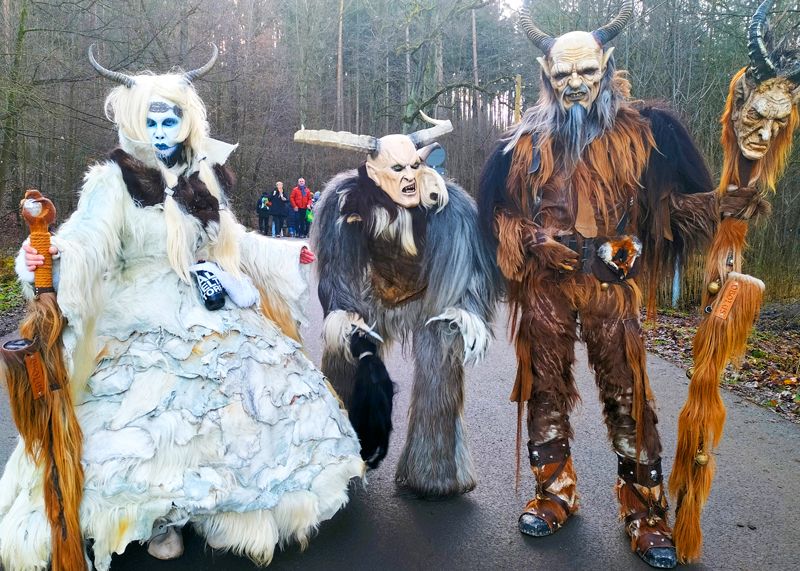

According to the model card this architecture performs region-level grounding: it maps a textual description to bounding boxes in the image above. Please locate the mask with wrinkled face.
[732,76,797,160]
[537,31,612,111]
[365,135,424,208]
[147,98,184,162]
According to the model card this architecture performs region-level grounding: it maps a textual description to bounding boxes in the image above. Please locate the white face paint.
[146,98,184,161]
[365,135,424,208]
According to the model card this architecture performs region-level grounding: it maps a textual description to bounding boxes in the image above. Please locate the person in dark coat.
[270,181,290,237]
[256,189,271,235]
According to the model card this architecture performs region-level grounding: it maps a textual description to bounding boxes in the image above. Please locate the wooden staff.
[0,189,85,570]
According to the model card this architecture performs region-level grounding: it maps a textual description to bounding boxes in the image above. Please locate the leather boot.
[518,438,579,537]
[616,455,677,569]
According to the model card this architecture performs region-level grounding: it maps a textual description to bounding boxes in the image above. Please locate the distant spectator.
[270,181,289,237]
[256,189,271,235]
[290,177,313,238]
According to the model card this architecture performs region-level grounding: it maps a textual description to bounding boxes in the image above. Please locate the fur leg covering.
[670,272,764,563]
[395,320,475,498]
[581,283,662,463]
[349,333,395,469]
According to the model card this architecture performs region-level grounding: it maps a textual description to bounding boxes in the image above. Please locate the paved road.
[1,284,798,570]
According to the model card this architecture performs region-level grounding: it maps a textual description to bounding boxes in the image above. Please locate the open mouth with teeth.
[401,182,417,195]
[566,91,587,102]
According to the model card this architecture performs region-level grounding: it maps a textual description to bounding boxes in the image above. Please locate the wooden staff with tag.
[0,189,85,570]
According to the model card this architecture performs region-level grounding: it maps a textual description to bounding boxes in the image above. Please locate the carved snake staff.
[0,190,86,570]
[671,1,800,561]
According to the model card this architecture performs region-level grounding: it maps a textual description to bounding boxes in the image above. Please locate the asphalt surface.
[1,276,798,570]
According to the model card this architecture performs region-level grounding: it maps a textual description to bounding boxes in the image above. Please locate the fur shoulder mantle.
[108,148,236,228]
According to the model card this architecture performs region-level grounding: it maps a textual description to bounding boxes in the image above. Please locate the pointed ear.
[792,83,800,106]
[732,74,752,121]
[602,47,615,69]
[365,160,379,184]
[417,142,440,163]
[536,56,550,75]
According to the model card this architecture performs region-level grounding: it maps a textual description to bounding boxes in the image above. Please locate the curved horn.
[408,111,453,148]
[184,44,219,83]
[294,128,379,154]
[88,44,135,88]
[748,0,777,83]
[592,0,634,45]
[519,7,555,54]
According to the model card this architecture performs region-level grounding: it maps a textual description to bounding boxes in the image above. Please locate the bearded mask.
[520,1,632,112]
[731,0,800,161]
[294,112,452,209]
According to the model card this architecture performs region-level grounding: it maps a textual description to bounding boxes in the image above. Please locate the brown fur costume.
[479,69,715,569]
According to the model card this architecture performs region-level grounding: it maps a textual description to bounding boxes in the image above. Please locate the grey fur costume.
[312,166,499,498]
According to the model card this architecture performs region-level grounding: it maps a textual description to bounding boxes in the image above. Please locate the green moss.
[0,255,24,312]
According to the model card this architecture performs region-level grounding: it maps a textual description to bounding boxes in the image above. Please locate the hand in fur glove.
[522,228,578,274]
[719,185,771,221]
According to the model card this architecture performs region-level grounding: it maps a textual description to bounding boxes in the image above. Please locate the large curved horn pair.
[519,0,633,53]
[294,112,452,154]
[748,1,800,84]
[88,44,218,87]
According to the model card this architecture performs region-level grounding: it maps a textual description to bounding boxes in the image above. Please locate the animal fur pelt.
[348,332,395,469]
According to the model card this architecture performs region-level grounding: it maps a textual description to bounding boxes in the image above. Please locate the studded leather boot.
[518,438,579,537]
[616,455,677,569]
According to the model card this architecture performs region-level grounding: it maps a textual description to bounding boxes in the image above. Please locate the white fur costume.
[0,136,363,570]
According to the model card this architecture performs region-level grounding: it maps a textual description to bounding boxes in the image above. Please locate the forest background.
[1,0,799,306]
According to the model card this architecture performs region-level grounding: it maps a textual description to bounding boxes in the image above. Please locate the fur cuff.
[323,310,382,363]
[189,261,259,308]
[426,307,490,365]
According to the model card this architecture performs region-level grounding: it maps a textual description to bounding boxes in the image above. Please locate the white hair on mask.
[419,166,449,212]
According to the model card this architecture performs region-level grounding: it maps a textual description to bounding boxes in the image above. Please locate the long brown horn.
[408,111,453,148]
[592,0,634,45]
[748,0,777,82]
[88,44,135,88]
[184,44,219,83]
[294,128,379,154]
[519,7,555,54]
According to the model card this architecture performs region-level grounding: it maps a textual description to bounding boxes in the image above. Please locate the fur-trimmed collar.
[109,148,223,228]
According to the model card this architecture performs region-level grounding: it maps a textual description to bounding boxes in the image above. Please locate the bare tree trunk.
[471,9,480,117]
[335,0,344,129]
[0,0,29,209]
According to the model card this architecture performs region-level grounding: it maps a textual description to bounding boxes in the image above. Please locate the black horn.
[519,7,555,54]
[592,0,634,45]
[184,44,219,83]
[748,0,777,82]
[88,44,135,88]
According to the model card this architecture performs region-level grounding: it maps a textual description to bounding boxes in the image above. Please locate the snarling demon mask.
[732,0,800,160]
[294,112,452,209]
[519,1,633,111]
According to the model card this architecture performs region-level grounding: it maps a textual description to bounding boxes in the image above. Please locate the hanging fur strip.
[1,191,85,571]
[671,62,799,562]
[671,273,764,563]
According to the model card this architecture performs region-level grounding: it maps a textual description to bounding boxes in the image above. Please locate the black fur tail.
[349,332,395,469]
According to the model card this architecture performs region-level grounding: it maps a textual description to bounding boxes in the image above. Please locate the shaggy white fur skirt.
[0,296,363,571]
